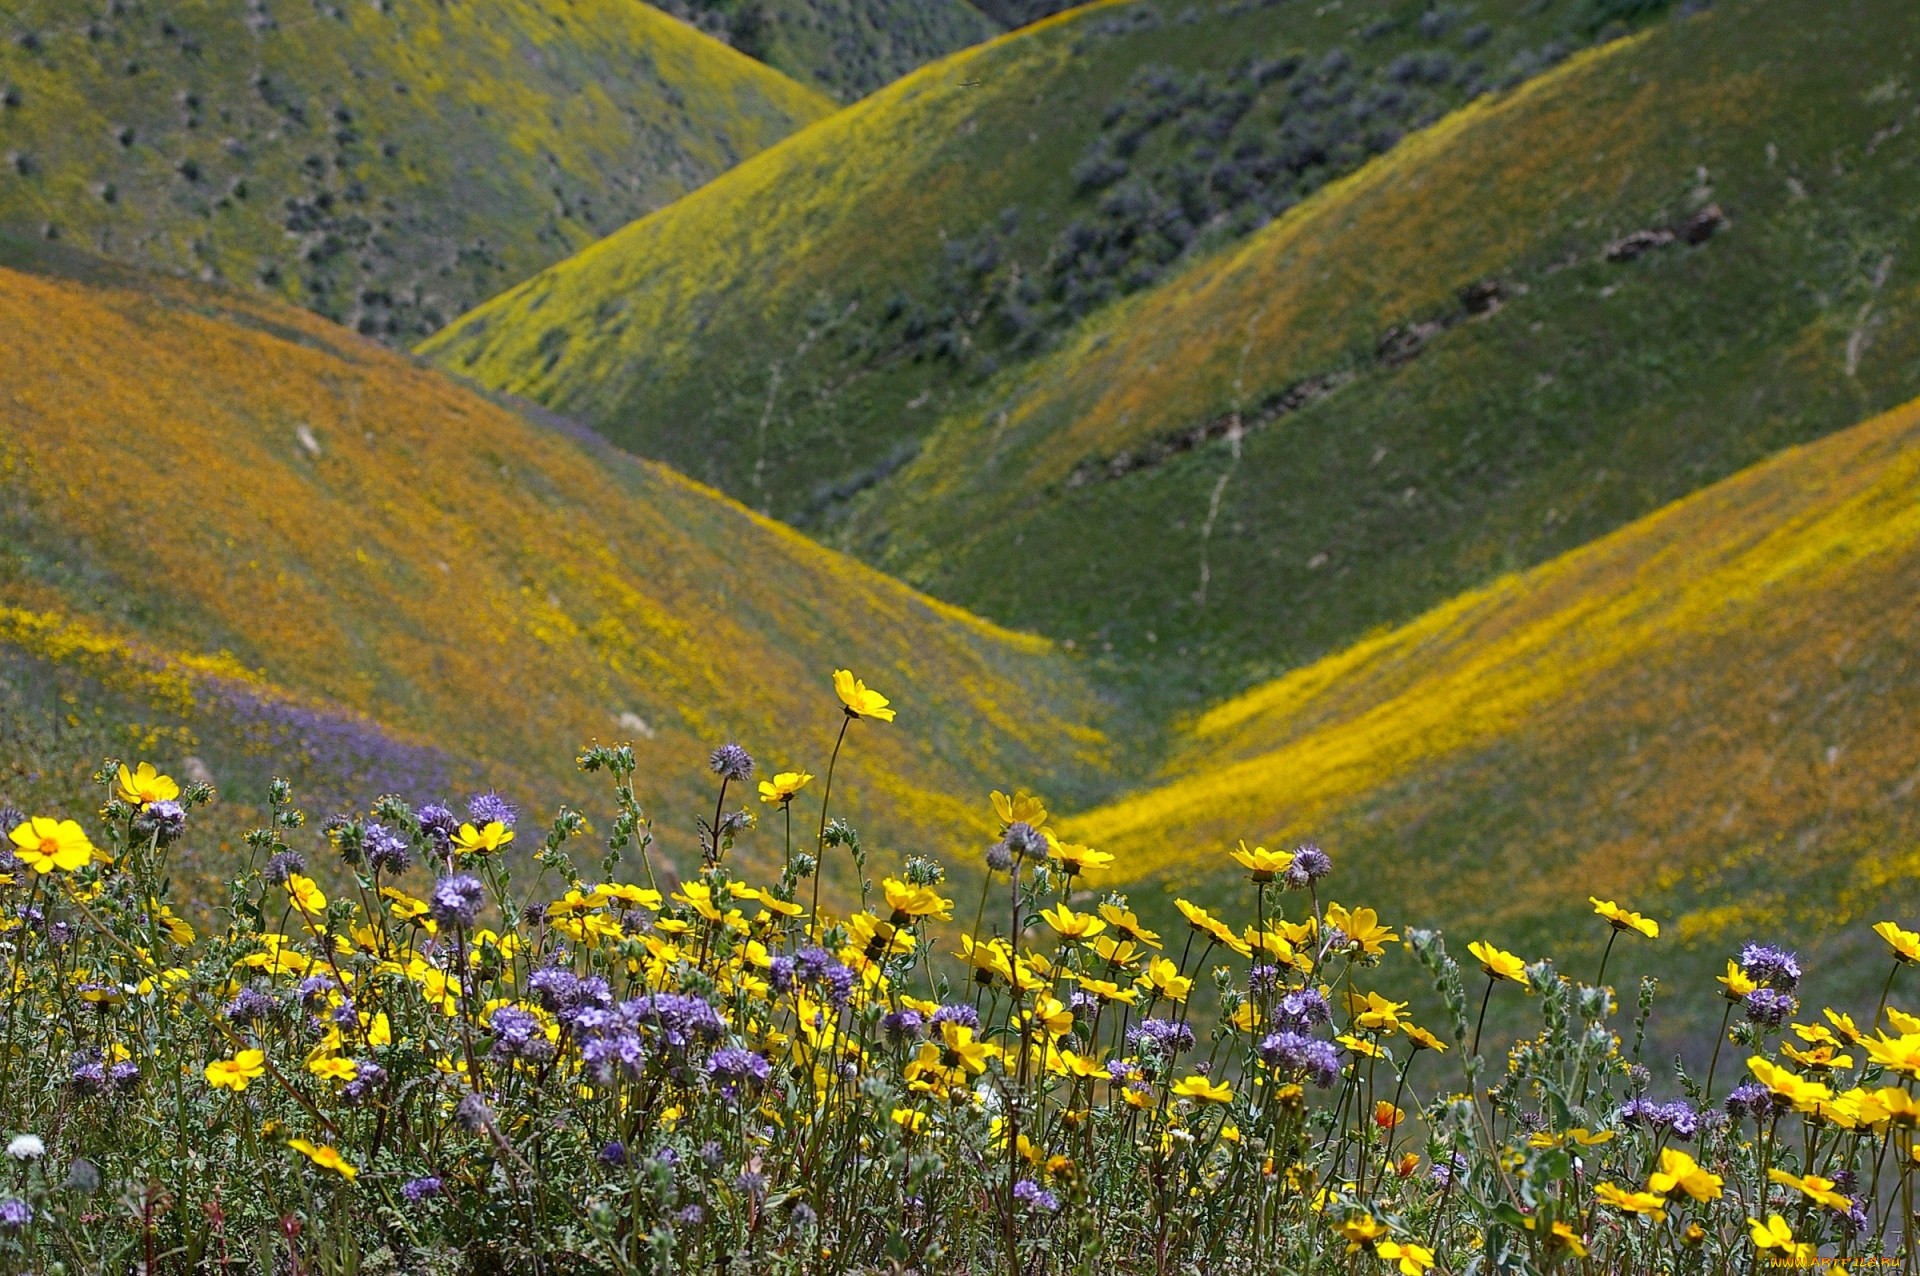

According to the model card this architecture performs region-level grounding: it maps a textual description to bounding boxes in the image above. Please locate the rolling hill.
[0,237,1125,897]
[422,0,1666,522]
[1059,387,1920,1048]
[649,0,1001,102]
[0,0,834,342]
[837,0,1920,708]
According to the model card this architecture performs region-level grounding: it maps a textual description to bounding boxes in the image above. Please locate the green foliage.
[843,0,1920,710]
[0,733,1910,1271]
[0,0,833,341]
[422,0,1664,522]
[652,0,1002,101]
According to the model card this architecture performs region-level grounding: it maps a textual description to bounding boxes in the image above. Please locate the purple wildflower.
[489,1006,553,1063]
[998,821,1047,862]
[418,804,458,854]
[1744,987,1796,1028]
[109,1060,140,1092]
[1013,1179,1060,1213]
[599,1141,627,1167]
[364,822,410,874]
[708,1047,772,1095]
[708,743,755,782]
[225,988,278,1024]
[0,1198,29,1230]
[582,1033,646,1084]
[1128,1018,1195,1058]
[882,1009,925,1046]
[262,850,306,885]
[134,799,186,844]
[401,1176,443,1202]
[1739,943,1801,992]
[1275,988,1332,1031]
[467,791,517,829]
[931,1003,981,1031]
[429,874,485,929]
[768,956,796,994]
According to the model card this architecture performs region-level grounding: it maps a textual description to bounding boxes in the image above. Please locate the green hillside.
[1062,388,1920,1051]
[0,0,834,342]
[422,0,1662,521]
[840,0,1920,708]
[650,0,1001,101]
[0,237,1123,895]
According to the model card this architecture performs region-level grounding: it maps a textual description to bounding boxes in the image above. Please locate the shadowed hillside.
[0,0,834,342]
[650,0,1001,101]
[0,241,1123,891]
[839,0,1920,708]
[422,0,1664,521]
[1066,391,1920,1049]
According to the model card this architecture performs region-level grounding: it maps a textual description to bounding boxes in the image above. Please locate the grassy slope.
[0,0,833,342]
[1065,392,1920,1049]
[651,0,1002,102]
[422,0,1640,519]
[846,0,1920,710]
[0,242,1123,891]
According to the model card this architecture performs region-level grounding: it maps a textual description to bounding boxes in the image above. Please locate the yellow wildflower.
[1589,898,1658,938]
[1230,840,1292,883]
[881,877,952,922]
[1748,1215,1815,1263]
[1716,960,1757,1001]
[757,771,812,805]
[287,1138,357,1181]
[116,762,180,808]
[1648,1149,1722,1201]
[10,818,96,874]
[205,1050,267,1092]
[990,790,1047,828]
[1468,941,1528,987]
[1041,903,1107,942]
[1375,1240,1434,1274]
[452,821,513,857]
[833,669,895,721]
[1171,1074,1232,1103]
[1876,920,1920,965]
[1768,1168,1852,1212]
[286,874,327,917]
[1593,1182,1666,1222]
[1324,902,1397,956]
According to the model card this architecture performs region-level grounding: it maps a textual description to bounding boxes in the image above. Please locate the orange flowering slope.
[1068,390,1920,967]
[0,259,1117,874]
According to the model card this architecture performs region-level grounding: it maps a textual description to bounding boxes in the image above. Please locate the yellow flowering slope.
[0,256,1115,874]
[1070,390,1920,944]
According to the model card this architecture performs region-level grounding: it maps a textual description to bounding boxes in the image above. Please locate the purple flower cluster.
[1282,843,1332,890]
[708,743,755,782]
[429,874,485,929]
[1127,1017,1195,1058]
[931,1003,980,1031]
[418,804,458,856]
[881,1009,925,1045]
[401,1176,443,1202]
[708,1047,772,1096]
[1013,1178,1060,1213]
[1738,943,1801,991]
[0,1198,29,1230]
[342,1059,387,1106]
[1744,987,1797,1028]
[364,822,410,874]
[1725,1082,1781,1122]
[997,821,1048,864]
[467,791,518,829]
[262,850,307,885]
[1258,1031,1341,1087]
[225,988,278,1025]
[1274,988,1331,1031]
[571,991,726,1085]
[489,1006,554,1063]
[1619,1098,1699,1139]
[134,799,186,844]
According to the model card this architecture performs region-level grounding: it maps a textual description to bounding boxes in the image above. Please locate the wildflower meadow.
[0,668,1913,1274]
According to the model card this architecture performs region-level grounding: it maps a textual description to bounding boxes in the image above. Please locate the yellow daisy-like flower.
[1590,898,1658,938]
[286,873,328,917]
[757,771,813,805]
[452,821,514,857]
[1048,839,1113,877]
[1876,921,1920,965]
[990,790,1048,828]
[1649,1148,1722,1201]
[1175,899,1252,956]
[1141,956,1193,1003]
[1334,1213,1387,1251]
[1230,840,1293,883]
[1373,1100,1405,1129]
[1040,903,1107,942]
[308,1055,358,1084]
[1768,1168,1852,1212]
[1170,1074,1232,1104]
[1468,941,1529,987]
[1716,959,1757,1001]
[1748,1214,1815,1262]
[287,1138,358,1181]
[1401,1023,1449,1053]
[1097,903,1161,949]
[1076,977,1138,1006]
[116,761,180,808]
[1324,902,1398,956]
[205,1049,267,1092]
[891,1106,929,1135]
[881,877,953,922]
[1346,989,1409,1033]
[1375,1240,1435,1275]
[832,669,895,721]
[10,817,97,875]
[1593,1182,1666,1222]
